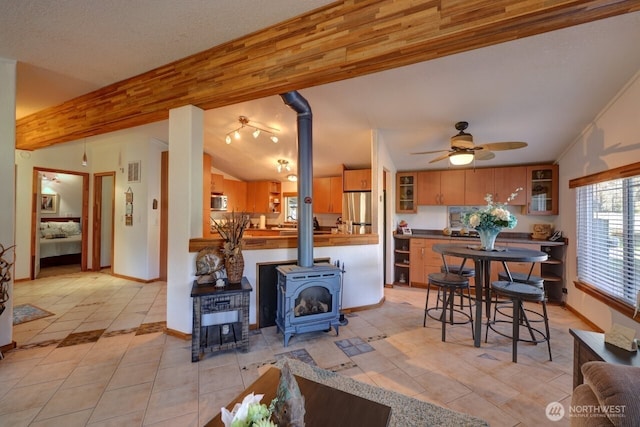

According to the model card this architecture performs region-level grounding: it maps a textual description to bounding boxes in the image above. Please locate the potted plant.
[211,211,249,283]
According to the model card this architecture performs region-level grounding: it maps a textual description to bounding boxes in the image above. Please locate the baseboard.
[565,303,603,332]
[165,328,190,340]
[343,296,385,314]
[110,272,161,284]
[0,340,17,354]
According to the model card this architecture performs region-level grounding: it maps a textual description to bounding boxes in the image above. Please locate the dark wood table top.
[432,243,548,263]
[191,277,252,297]
[205,366,391,427]
[570,328,640,366]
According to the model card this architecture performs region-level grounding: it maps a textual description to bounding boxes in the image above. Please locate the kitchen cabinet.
[203,154,213,237]
[224,179,247,212]
[393,235,410,285]
[343,169,371,191]
[409,239,426,287]
[464,168,494,205]
[417,170,464,205]
[526,165,558,215]
[396,172,417,213]
[246,181,281,213]
[211,173,224,194]
[313,176,343,213]
[494,166,527,205]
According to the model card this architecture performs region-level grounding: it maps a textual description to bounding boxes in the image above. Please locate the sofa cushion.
[581,361,640,426]
[571,384,612,426]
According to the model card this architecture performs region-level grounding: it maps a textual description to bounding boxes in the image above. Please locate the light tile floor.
[1,270,592,426]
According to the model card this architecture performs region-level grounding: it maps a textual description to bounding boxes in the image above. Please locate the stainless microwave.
[211,195,228,211]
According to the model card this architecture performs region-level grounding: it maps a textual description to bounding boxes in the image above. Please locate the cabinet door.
[329,176,343,213]
[526,165,558,215]
[397,172,417,213]
[313,177,332,213]
[246,181,270,213]
[343,169,371,191]
[464,168,494,205]
[417,171,441,205]
[440,170,465,205]
[409,239,426,286]
[494,166,527,205]
[211,173,224,194]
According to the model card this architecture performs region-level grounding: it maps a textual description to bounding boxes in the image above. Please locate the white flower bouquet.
[221,392,277,427]
[462,188,521,232]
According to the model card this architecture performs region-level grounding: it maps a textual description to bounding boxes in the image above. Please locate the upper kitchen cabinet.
[494,166,527,205]
[417,170,464,205]
[526,164,559,215]
[313,176,343,214]
[211,173,224,194]
[224,179,247,212]
[396,172,417,213]
[343,169,371,191]
[246,181,281,213]
[464,168,494,205]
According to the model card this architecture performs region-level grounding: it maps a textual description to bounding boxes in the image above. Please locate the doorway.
[92,172,115,272]
[31,167,89,279]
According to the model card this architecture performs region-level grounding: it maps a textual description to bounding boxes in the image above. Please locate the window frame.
[569,161,640,321]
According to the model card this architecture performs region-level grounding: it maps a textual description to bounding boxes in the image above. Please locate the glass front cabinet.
[396,172,417,213]
[526,165,559,215]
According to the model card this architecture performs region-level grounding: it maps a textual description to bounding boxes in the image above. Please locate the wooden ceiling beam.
[16,0,640,150]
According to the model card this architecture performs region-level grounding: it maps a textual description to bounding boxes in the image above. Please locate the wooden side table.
[569,328,640,389]
[191,277,252,362]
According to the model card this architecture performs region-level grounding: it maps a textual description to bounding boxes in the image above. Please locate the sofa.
[571,361,640,426]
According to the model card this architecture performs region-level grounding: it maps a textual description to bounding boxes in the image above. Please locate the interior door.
[92,172,115,271]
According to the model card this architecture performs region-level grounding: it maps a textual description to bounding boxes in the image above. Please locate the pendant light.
[82,140,88,167]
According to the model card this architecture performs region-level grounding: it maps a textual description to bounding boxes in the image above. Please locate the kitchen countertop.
[395,229,566,246]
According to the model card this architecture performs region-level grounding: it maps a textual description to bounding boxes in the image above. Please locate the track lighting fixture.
[225,116,279,144]
[277,159,291,173]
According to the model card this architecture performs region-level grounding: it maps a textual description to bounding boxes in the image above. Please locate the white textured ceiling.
[2,2,640,181]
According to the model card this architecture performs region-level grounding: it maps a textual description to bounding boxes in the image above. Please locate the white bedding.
[40,234,82,259]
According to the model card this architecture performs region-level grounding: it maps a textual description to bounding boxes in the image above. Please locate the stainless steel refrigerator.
[342,192,372,234]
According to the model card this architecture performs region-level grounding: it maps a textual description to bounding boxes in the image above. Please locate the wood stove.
[275,90,343,346]
[276,264,341,346]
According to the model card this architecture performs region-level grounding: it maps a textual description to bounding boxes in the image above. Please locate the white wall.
[41,173,83,218]
[0,58,16,348]
[557,70,640,334]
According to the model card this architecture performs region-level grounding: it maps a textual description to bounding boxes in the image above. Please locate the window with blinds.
[576,175,640,307]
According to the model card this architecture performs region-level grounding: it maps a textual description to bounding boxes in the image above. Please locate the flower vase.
[477,227,500,251]
[225,251,244,284]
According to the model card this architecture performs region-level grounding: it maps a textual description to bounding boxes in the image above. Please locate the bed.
[39,217,82,267]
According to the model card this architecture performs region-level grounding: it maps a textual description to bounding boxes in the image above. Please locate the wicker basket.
[225,251,244,284]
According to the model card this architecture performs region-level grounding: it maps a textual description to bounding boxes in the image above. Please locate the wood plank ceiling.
[16,0,640,151]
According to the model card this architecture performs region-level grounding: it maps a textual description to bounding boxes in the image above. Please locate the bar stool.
[440,259,475,309]
[498,261,544,289]
[423,272,474,342]
[486,281,552,363]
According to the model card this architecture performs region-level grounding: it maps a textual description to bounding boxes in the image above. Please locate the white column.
[0,58,16,348]
[167,105,203,333]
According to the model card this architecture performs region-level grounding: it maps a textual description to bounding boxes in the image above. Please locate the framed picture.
[401,226,412,235]
[41,194,58,213]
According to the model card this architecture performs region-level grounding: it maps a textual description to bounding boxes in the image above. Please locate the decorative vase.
[477,227,501,251]
[225,251,244,284]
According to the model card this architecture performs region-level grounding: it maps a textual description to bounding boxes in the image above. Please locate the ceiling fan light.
[449,152,474,165]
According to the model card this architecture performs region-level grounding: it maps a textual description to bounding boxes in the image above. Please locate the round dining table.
[432,243,548,347]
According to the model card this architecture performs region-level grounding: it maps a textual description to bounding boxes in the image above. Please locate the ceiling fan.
[412,121,528,165]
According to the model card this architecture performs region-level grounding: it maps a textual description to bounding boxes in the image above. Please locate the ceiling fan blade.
[411,149,449,155]
[474,150,495,161]
[429,152,451,163]
[477,141,528,151]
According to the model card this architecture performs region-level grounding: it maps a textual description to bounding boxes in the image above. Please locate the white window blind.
[576,176,640,306]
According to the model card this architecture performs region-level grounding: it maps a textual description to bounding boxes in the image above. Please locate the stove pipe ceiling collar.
[280,91,313,268]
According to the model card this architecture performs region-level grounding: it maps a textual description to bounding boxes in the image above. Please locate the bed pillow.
[58,221,81,236]
[42,227,67,239]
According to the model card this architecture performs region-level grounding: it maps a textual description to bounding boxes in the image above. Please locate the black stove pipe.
[280,91,313,268]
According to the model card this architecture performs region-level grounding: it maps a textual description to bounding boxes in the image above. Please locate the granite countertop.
[395,229,565,246]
